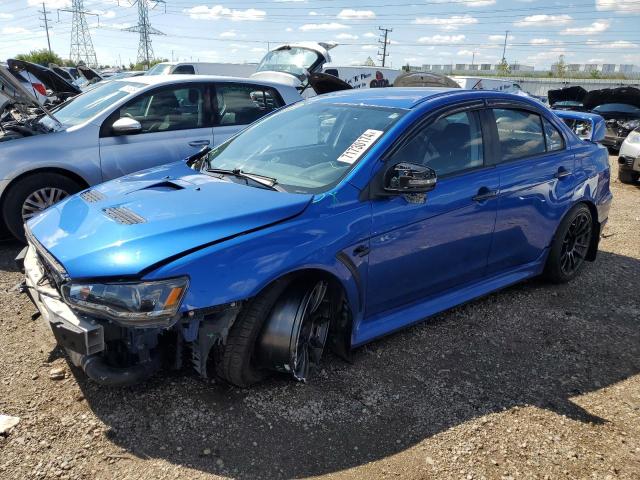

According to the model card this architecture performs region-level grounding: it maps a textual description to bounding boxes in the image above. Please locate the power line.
[58,0,98,66]
[124,0,166,67]
[39,2,52,54]
[378,26,392,67]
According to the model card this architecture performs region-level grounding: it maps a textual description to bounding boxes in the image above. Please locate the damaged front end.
[584,86,640,150]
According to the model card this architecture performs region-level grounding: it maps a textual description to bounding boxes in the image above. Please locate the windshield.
[145,63,173,75]
[554,101,583,107]
[39,80,143,129]
[204,102,405,193]
[593,103,640,114]
[256,47,323,79]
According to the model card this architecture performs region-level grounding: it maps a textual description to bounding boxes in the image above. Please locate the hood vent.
[80,189,106,203]
[103,206,146,225]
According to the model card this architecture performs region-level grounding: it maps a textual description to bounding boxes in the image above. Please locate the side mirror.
[384,162,437,194]
[112,117,142,135]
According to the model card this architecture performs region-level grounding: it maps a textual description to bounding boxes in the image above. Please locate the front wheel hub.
[22,187,69,221]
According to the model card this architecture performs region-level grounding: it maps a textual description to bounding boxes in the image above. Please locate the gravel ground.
[0,156,639,480]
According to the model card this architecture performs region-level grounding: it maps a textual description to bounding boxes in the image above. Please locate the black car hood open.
[0,63,41,110]
[7,59,81,97]
[77,65,103,83]
[548,86,587,106]
[583,86,640,110]
[393,72,460,88]
[307,72,352,94]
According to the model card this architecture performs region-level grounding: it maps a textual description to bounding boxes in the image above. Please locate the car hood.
[27,162,314,279]
[393,72,460,88]
[583,86,640,110]
[0,63,40,109]
[548,86,587,106]
[7,59,81,97]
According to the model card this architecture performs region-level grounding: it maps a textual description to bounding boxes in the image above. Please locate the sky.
[1,0,640,69]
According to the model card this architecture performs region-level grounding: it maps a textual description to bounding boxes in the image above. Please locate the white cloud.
[337,9,376,20]
[457,49,475,56]
[488,34,514,42]
[27,0,70,7]
[308,11,319,16]
[587,58,604,63]
[596,0,640,12]
[418,34,466,44]
[596,40,638,48]
[0,13,14,19]
[514,14,572,27]
[429,0,495,5]
[250,47,266,53]
[2,26,31,34]
[299,22,349,31]
[529,38,559,45]
[219,31,236,38]
[362,32,377,38]
[285,27,293,32]
[361,45,378,51]
[90,9,116,19]
[414,15,478,31]
[185,5,266,21]
[335,33,358,40]
[561,20,610,35]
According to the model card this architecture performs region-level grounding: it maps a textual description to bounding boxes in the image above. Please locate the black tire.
[544,204,593,284]
[217,279,290,388]
[2,173,82,242]
[618,169,639,184]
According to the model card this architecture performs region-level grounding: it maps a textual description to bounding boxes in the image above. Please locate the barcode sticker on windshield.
[337,129,384,164]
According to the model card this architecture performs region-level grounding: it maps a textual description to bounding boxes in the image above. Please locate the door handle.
[189,140,210,147]
[352,245,370,257]
[555,167,571,179]
[472,187,498,202]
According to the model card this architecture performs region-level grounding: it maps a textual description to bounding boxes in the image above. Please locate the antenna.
[377,26,392,67]
[124,0,166,69]
[58,0,99,66]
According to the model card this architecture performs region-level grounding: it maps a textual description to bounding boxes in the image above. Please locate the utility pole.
[501,30,510,62]
[59,0,98,66]
[124,0,166,69]
[40,3,52,54]
[471,51,475,67]
[377,26,392,67]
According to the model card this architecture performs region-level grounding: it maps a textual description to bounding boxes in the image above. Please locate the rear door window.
[492,108,546,161]
[214,83,284,126]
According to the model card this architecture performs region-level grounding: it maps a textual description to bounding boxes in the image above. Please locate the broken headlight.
[61,277,189,327]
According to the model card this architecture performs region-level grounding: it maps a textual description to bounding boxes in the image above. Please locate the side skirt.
[352,252,547,347]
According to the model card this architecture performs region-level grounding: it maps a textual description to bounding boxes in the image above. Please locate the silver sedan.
[0,74,301,240]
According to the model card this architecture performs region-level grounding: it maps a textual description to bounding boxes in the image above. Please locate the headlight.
[61,277,189,327]
[624,130,640,145]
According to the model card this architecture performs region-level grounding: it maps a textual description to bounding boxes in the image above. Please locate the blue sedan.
[21,88,612,387]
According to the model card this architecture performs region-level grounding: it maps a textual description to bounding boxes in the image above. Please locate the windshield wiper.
[206,167,285,192]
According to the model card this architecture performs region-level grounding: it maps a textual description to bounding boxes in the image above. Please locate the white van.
[322,65,402,89]
[145,62,256,78]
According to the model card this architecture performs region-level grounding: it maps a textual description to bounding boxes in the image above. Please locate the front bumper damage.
[19,241,248,386]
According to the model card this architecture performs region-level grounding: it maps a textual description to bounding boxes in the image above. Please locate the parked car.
[19,88,612,388]
[617,127,640,183]
[548,86,640,150]
[145,62,256,77]
[2,59,80,107]
[0,74,301,240]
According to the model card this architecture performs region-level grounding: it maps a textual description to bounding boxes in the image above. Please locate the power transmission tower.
[39,3,52,54]
[59,0,98,66]
[124,0,166,69]
[377,27,392,67]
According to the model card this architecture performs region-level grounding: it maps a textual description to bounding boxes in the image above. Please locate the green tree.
[132,58,169,71]
[496,58,510,75]
[14,49,64,67]
[589,69,601,79]
[554,55,567,78]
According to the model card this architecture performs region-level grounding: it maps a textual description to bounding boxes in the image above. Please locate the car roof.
[115,74,291,90]
[308,87,543,110]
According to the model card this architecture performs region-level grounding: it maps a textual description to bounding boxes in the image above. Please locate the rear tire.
[618,169,639,184]
[544,204,593,284]
[2,173,82,242]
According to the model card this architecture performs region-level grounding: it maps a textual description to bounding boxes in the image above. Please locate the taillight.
[32,83,46,96]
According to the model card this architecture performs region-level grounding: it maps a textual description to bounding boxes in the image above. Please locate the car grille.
[103,206,146,225]
[80,189,106,203]
[620,155,635,168]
